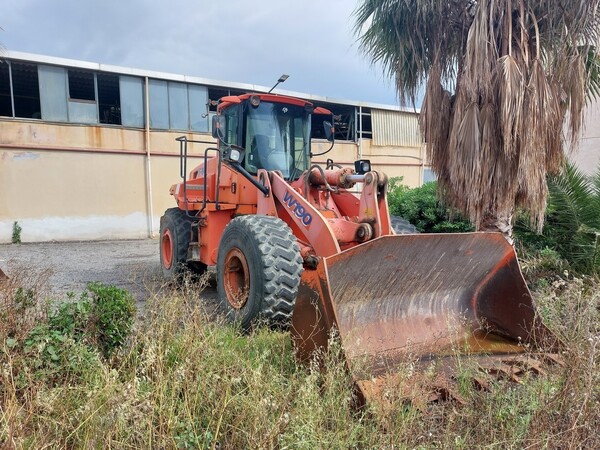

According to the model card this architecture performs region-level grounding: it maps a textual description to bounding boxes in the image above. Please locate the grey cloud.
[2,0,399,105]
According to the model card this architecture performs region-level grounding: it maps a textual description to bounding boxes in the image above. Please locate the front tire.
[159,208,207,280]
[216,215,303,329]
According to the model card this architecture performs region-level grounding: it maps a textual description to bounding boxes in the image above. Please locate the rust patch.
[291,233,558,406]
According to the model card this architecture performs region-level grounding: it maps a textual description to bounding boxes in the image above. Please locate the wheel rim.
[223,247,250,309]
[161,229,173,269]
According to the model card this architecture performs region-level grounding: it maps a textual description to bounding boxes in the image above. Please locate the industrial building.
[0,51,429,243]
[2,51,597,243]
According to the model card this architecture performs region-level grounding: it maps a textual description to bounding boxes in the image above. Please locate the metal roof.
[3,50,420,114]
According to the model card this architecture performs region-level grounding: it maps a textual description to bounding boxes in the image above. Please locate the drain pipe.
[144,76,155,238]
[420,143,425,186]
[357,106,363,160]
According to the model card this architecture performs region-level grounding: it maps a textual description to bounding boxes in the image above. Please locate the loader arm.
[257,169,340,256]
[256,168,393,257]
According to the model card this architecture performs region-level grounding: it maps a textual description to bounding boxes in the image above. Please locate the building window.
[68,69,95,101]
[358,107,373,139]
[423,168,437,184]
[207,87,230,112]
[66,69,97,123]
[97,73,121,125]
[0,61,12,117]
[119,76,144,128]
[148,79,210,132]
[38,64,68,121]
[310,101,356,141]
[12,62,41,119]
[168,82,189,130]
[189,84,209,133]
[148,79,169,129]
[2,61,148,127]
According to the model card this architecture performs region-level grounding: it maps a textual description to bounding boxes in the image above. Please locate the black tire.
[390,215,419,234]
[216,215,303,330]
[159,208,207,280]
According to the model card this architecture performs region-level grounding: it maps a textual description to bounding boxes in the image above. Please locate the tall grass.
[1,266,599,449]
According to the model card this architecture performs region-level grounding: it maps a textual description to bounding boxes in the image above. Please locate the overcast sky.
[1,0,407,106]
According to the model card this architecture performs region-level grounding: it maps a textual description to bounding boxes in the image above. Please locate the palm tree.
[545,162,600,274]
[354,0,600,240]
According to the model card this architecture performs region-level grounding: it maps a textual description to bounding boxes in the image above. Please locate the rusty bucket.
[291,233,552,402]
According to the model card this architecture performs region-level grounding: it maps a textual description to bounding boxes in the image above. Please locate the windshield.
[244,101,310,180]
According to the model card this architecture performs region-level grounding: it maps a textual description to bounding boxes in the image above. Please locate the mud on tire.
[159,208,206,280]
[216,215,303,330]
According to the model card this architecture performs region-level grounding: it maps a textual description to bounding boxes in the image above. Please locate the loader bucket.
[291,233,553,403]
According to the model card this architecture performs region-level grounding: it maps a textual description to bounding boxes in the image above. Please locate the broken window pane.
[0,61,12,117]
[98,73,121,125]
[68,69,95,101]
[12,62,41,119]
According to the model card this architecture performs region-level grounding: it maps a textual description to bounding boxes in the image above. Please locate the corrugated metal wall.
[371,109,422,147]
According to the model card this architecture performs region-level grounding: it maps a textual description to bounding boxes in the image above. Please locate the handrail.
[175,136,220,217]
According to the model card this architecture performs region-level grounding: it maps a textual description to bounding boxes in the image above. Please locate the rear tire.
[216,215,303,330]
[159,208,207,280]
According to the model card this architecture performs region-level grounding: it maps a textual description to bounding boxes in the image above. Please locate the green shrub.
[388,178,473,233]
[24,299,92,374]
[49,296,92,338]
[23,323,101,385]
[9,282,135,380]
[517,246,570,289]
[11,283,134,385]
[515,162,600,276]
[11,221,22,244]
[86,282,136,358]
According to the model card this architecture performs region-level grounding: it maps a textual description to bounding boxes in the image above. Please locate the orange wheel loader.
[160,93,555,403]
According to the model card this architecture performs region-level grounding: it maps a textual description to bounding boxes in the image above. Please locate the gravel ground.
[0,239,217,306]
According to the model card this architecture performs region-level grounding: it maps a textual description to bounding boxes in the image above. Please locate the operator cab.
[213,94,332,181]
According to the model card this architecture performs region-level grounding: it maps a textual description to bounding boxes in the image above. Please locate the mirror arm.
[230,161,270,196]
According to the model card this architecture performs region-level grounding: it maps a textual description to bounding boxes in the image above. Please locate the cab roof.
[218,93,332,115]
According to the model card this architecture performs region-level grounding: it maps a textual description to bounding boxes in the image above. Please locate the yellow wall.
[571,101,600,175]
[311,139,424,187]
[0,119,426,242]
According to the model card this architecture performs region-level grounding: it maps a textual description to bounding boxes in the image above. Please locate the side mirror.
[323,121,335,142]
[212,115,226,140]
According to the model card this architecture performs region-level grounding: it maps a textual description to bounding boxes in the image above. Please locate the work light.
[227,146,245,163]
[354,159,372,174]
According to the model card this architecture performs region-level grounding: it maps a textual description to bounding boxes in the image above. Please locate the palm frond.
[355,0,600,231]
[496,55,524,158]
[584,47,600,102]
[546,162,600,273]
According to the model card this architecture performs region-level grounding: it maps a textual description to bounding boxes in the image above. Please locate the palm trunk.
[480,213,514,246]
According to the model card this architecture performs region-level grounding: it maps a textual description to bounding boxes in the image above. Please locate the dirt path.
[0,239,217,305]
